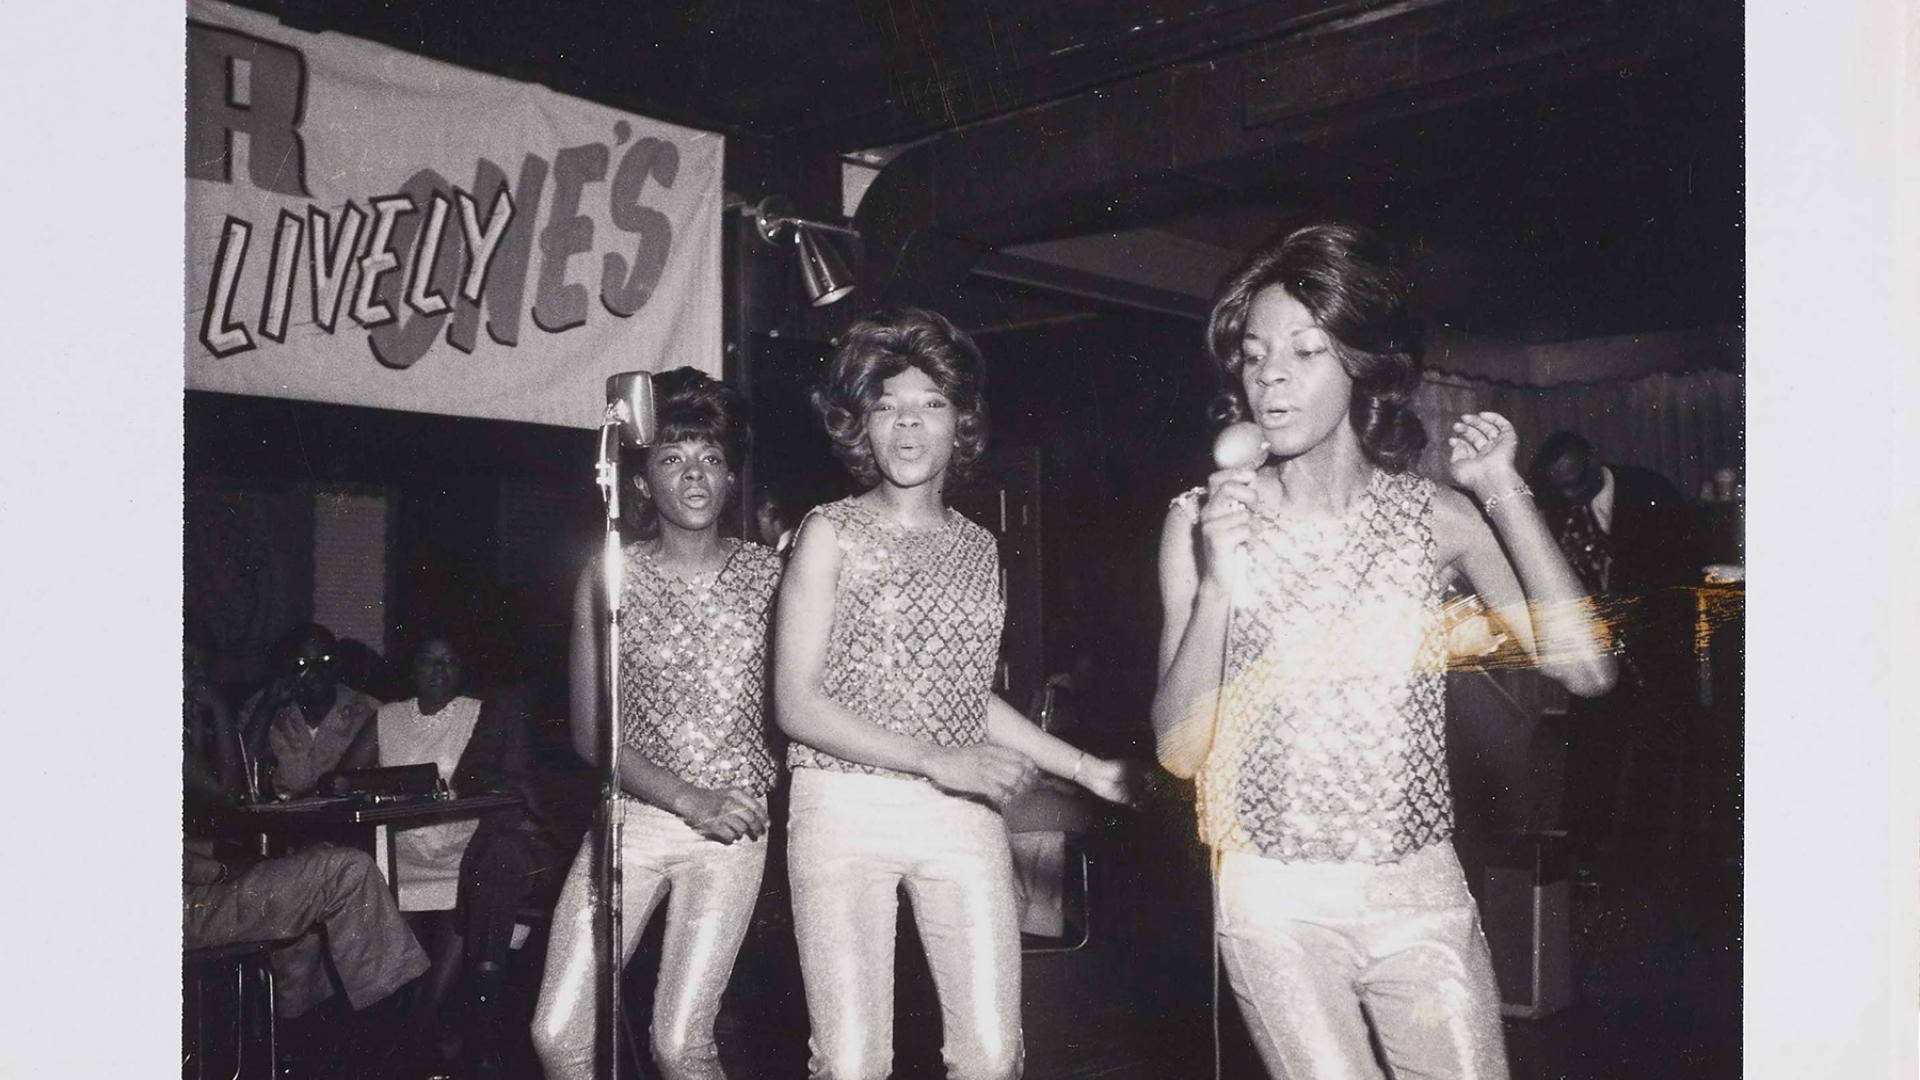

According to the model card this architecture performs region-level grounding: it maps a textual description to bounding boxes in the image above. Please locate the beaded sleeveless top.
[788,497,1005,780]
[618,537,783,797]
[1173,469,1452,864]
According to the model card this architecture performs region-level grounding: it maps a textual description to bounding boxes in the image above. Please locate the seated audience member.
[183,846,428,1024]
[452,676,559,1066]
[244,623,381,799]
[378,631,557,1073]
[183,626,427,1061]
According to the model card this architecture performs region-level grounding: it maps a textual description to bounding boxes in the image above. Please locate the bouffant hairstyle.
[810,307,990,487]
[1205,222,1428,473]
[620,366,751,534]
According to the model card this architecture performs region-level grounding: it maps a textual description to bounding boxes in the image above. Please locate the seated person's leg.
[401,907,465,1065]
[458,828,556,1069]
[460,827,556,974]
[185,844,429,1016]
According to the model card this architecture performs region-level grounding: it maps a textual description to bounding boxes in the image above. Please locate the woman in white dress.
[377,632,539,1070]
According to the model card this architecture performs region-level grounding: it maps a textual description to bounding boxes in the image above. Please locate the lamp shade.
[794,226,856,306]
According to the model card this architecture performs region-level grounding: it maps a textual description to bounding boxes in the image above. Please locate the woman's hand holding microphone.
[1199,421,1269,595]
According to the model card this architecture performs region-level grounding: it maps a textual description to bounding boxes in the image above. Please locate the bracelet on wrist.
[1480,482,1533,515]
[1071,751,1088,785]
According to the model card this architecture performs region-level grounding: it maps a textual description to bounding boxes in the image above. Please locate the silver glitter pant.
[531,800,768,1080]
[1214,842,1509,1080]
[788,769,1024,1080]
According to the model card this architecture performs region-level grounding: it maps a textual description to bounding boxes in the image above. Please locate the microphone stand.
[593,407,627,1080]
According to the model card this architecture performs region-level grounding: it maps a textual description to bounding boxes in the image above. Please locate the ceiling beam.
[972,253,1211,321]
[849,0,1736,313]
[777,0,1384,148]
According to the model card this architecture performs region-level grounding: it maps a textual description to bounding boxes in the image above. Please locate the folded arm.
[568,559,767,842]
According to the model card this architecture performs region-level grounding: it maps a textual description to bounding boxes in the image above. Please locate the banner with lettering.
[186,0,722,429]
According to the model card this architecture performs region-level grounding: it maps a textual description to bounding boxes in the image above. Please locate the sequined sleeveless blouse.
[1173,469,1452,864]
[618,538,783,797]
[788,497,1005,780]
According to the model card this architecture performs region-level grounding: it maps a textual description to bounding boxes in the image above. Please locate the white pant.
[531,801,768,1080]
[1215,842,1508,1080]
[787,769,1024,1080]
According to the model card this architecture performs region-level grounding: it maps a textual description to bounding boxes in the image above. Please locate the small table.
[205,792,521,894]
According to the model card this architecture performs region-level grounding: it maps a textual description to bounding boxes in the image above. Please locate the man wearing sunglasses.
[242,622,381,799]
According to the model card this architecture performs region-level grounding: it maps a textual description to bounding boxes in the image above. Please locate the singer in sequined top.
[1168,467,1454,866]
[774,308,1134,1080]
[617,540,782,798]
[532,368,782,1080]
[1151,224,1616,1080]
[783,495,1003,779]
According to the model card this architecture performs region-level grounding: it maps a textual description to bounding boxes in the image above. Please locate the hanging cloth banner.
[185,0,722,429]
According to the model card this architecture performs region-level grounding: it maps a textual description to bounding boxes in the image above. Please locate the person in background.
[1528,431,1704,888]
[774,308,1133,1080]
[183,622,428,1073]
[184,845,429,1071]
[531,367,785,1080]
[752,485,801,556]
[375,631,558,1075]
[1527,431,1701,602]
[453,675,561,1072]
[1151,223,1615,1080]
[243,622,380,799]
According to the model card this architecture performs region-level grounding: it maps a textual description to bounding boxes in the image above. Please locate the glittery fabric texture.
[787,498,1005,780]
[1182,470,1453,864]
[531,802,768,1080]
[1214,844,1509,1080]
[619,538,783,797]
[786,769,1024,1080]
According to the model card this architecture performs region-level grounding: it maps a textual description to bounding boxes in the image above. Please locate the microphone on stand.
[605,371,658,447]
[595,369,655,1080]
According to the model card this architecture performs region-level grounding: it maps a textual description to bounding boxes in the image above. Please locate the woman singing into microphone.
[1151,223,1615,1080]
[531,367,783,1080]
[774,308,1132,1080]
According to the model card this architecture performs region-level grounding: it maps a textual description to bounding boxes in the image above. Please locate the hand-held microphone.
[1208,421,1267,599]
[1211,420,1268,471]
[605,372,658,448]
